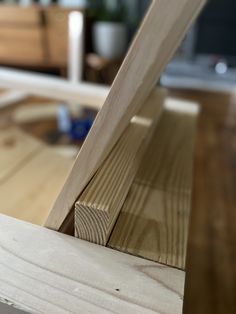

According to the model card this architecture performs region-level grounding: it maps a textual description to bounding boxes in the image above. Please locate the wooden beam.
[0,214,185,314]
[75,88,165,245]
[45,0,206,231]
[108,98,199,270]
[0,67,109,110]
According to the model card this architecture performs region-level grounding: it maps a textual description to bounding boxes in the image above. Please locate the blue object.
[70,118,94,140]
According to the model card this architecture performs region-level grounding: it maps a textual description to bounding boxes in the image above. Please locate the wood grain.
[134,98,198,192]
[0,128,72,226]
[0,127,41,183]
[0,214,185,314]
[46,0,206,231]
[75,88,165,245]
[166,90,236,314]
[109,99,199,269]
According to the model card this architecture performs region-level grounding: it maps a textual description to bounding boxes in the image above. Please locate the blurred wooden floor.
[0,89,235,313]
[170,90,236,314]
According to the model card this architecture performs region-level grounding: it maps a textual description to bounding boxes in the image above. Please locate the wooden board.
[170,90,236,314]
[45,0,206,231]
[75,88,165,245]
[108,99,199,269]
[12,102,80,123]
[0,128,73,226]
[0,127,42,183]
[0,214,185,314]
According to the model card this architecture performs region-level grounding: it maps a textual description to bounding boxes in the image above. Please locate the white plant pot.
[93,22,128,60]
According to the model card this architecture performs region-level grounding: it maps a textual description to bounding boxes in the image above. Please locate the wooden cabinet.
[0,5,84,72]
[45,8,71,67]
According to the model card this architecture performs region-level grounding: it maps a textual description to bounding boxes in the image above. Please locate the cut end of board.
[74,88,166,245]
[75,203,109,244]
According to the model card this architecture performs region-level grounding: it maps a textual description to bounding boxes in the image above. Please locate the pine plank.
[0,127,42,183]
[0,214,185,314]
[135,98,199,192]
[108,99,199,269]
[0,144,72,226]
[75,88,165,245]
[45,0,206,231]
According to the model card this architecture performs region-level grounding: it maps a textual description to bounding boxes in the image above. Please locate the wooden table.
[169,90,236,314]
[1,89,235,313]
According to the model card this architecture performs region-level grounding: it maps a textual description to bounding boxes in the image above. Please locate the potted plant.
[88,0,128,60]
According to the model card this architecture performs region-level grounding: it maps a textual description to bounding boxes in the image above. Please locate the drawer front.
[0,5,41,25]
[0,27,45,64]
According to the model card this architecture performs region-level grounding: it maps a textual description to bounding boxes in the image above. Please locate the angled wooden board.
[0,214,185,314]
[46,0,206,230]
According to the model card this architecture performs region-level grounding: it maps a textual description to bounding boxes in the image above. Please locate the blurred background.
[0,0,235,88]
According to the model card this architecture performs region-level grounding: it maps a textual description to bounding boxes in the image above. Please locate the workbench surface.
[0,89,235,314]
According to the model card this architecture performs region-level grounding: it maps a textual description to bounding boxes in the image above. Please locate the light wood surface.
[0,127,73,226]
[108,99,199,269]
[12,102,80,123]
[75,88,165,244]
[46,0,206,231]
[0,214,185,314]
[1,90,234,314]
[0,127,41,182]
